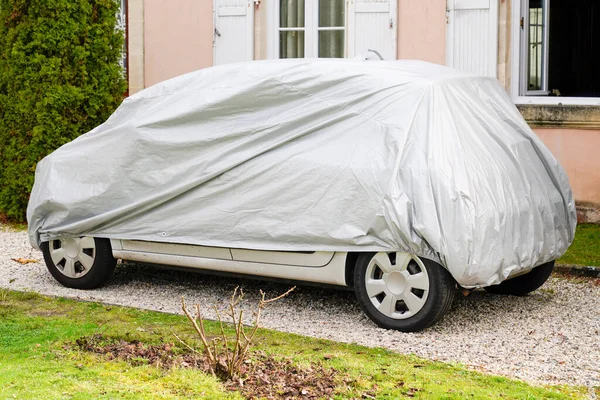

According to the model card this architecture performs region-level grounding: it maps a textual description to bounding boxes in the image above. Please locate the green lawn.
[0,290,586,400]
[558,223,600,266]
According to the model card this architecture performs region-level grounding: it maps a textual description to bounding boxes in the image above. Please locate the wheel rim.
[48,237,96,279]
[365,252,430,320]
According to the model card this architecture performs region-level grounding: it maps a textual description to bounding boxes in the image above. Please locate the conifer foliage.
[0,0,126,220]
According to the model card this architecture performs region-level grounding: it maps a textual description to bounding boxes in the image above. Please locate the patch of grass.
[558,223,600,267]
[0,290,587,399]
[0,220,27,232]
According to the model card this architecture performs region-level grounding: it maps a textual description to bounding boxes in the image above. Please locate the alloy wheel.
[48,237,96,279]
[364,252,430,319]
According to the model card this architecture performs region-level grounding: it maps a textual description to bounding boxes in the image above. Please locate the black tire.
[484,261,555,296]
[41,237,117,289]
[353,252,456,332]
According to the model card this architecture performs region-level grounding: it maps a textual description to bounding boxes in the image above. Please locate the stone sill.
[576,202,600,224]
[517,104,600,130]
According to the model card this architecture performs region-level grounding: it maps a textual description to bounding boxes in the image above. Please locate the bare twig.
[172,332,203,356]
[180,286,295,380]
[214,305,231,369]
[181,297,216,369]
[261,286,296,305]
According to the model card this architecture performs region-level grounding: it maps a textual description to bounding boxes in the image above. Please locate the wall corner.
[128,0,145,95]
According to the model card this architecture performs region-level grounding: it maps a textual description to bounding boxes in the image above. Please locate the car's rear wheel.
[353,252,455,332]
[41,237,116,289]
[483,261,555,296]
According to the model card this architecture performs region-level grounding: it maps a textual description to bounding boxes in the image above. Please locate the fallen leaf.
[11,258,38,265]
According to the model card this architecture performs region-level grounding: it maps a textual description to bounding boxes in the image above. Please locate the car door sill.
[112,249,348,286]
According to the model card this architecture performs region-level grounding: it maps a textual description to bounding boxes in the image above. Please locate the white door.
[347,0,398,61]
[214,0,254,65]
[446,0,498,77]
[230,248,335,267]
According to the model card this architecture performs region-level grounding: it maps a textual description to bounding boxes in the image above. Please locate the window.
[277,0,345,59]
[516,0,600,103]
[521,0,549,95]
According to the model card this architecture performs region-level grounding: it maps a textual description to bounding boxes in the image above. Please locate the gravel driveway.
[2,226,599,389]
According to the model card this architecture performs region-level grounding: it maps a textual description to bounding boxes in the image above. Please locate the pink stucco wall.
[535,128,600,204]
[144,0,213,87]
[397,0,446,64]
[142,1,449,85]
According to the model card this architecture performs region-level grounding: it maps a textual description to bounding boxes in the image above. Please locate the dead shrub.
[178,286,295,380]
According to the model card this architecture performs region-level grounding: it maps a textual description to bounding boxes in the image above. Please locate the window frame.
[510,0,600,105]
[268,0,347,59]
[520,0,550,96]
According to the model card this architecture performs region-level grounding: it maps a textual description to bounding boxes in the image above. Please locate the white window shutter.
[214,0,254,65]
[446,0,498,77]
[347,0,398,61]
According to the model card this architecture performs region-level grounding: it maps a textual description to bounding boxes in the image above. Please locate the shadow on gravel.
[106,261,560,332]
[111,261,359,313]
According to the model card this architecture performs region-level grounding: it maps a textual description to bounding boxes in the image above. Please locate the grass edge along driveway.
[0,290,589,400]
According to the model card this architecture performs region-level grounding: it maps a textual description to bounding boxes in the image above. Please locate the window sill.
[517,104,600,130]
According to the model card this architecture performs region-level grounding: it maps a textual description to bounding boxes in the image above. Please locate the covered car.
[27,59,576,331]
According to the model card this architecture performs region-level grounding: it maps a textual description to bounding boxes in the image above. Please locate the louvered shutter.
[214,0,254,65]
[347,0,398,60]
[446,0,498,77]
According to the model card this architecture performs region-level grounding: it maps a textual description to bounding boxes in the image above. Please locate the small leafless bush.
[178,286,295,380]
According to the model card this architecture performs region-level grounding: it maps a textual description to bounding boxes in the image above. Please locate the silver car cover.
[27,59,576,287]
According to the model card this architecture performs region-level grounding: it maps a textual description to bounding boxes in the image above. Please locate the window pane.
[319,0,344,27]
[280,31,305,58]
[319,30,344,58]
[527,0,544,91]
[280,0,305,28]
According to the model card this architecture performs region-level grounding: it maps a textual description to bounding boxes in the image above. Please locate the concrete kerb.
[555,263,600,278]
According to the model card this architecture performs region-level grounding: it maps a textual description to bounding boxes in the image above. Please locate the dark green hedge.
[0,0,126,221]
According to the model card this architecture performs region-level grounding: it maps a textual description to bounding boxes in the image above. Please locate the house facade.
[124,0,600,221]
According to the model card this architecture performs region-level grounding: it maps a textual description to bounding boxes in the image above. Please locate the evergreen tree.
[0,0,127,221]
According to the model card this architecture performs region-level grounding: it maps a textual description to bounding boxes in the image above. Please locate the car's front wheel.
[353,252,455,332]
[41,237,116,289]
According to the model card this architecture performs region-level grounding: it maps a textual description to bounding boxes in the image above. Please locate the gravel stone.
[1,226,599,389]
